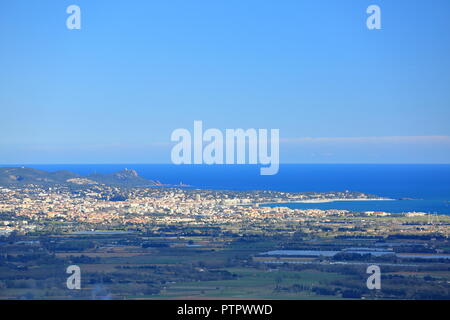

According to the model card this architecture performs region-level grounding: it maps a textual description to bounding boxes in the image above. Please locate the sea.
[6,164,450,215]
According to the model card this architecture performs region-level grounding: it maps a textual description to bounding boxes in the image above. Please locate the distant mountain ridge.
[0,167,160,187]
[87,168,158,186]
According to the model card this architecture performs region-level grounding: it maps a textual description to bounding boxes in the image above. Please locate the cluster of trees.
[46,240,95,251]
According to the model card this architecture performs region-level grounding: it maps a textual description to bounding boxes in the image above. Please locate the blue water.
[5,164,450,214]
[264,200,450,215]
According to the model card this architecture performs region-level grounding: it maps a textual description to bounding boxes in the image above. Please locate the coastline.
[252,198,396,206]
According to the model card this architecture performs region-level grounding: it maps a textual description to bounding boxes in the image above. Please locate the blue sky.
[1,0,450,164]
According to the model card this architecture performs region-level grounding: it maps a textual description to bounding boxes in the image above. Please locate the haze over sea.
[6,164,450,215]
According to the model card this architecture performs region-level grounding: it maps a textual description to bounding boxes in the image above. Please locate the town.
[1,179,449,300]
[0,183,440,237]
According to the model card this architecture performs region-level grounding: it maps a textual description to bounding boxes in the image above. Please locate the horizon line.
[1,163,450,166]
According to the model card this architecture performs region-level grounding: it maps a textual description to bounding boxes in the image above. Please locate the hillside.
[0,167,159,187]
